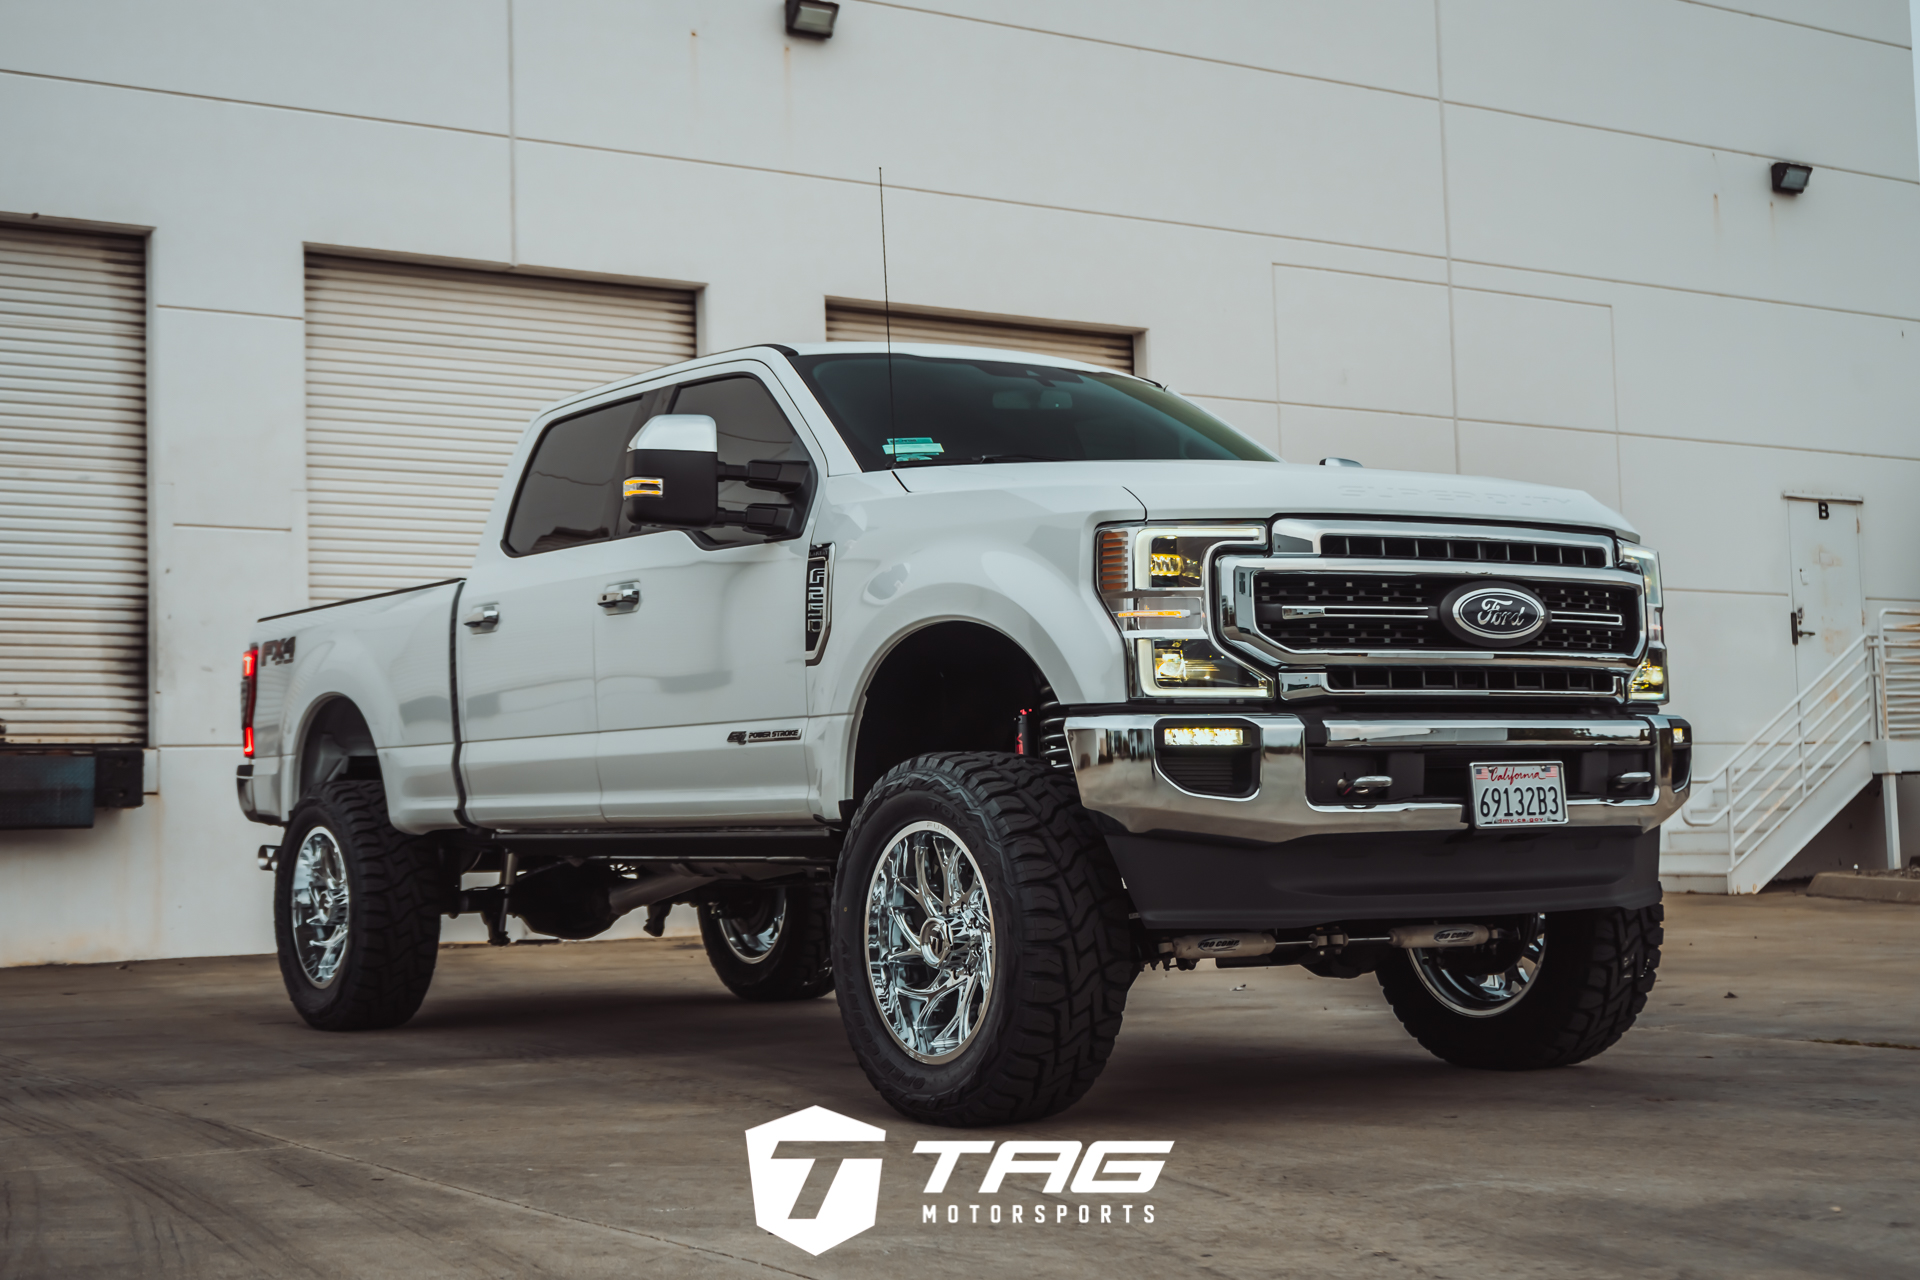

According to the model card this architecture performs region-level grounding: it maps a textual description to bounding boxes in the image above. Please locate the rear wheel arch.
[295,696,382,802]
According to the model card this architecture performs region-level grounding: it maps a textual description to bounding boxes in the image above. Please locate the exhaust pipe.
[1388,924,1491,949]
[608,873,715,918]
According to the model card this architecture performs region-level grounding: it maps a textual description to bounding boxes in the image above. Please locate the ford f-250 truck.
[238,342,1688,1126]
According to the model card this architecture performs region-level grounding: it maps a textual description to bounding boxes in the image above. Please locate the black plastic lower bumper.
[1107,825,1660,931]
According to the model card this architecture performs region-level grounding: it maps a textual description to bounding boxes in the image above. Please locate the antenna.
[878,166,895,434]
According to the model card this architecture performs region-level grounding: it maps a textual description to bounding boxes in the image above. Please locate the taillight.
[241,646,258,757]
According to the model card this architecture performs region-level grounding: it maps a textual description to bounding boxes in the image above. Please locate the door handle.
[598,582,641,613]
[463,604,500,632]
[1789,607,1815,645]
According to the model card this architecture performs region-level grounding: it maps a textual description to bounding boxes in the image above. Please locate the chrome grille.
[1252,573,1638,655]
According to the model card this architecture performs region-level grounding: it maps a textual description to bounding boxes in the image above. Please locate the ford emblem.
[1440,581,1548,647]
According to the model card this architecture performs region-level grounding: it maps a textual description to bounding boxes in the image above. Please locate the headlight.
[1619,542,1669,704]
[1096,524,1269,698]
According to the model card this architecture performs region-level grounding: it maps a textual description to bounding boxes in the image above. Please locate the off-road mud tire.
[699,884,836,1002]
[274,779,442,1031]
[1377,903,1664,1070]
[832,752,1134,1127]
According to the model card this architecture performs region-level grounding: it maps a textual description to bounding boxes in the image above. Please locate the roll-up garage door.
[825,303,1134,373]
[305,256,696,603]
[0,225,148,745]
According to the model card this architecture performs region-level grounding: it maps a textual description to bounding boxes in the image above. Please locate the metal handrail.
[1681,633,1871,828]
[1681,609,1920,871]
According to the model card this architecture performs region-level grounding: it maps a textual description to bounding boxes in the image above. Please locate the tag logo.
[743,1107,885,1256]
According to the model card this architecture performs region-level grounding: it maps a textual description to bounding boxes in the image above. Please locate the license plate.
[1469,761,1568,828]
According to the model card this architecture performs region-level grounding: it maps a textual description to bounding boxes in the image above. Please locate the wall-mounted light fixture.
[785,0,839,38]
[1770,161,1813,194]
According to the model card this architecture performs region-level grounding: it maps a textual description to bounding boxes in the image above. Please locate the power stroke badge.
[744,1107,1171,1256]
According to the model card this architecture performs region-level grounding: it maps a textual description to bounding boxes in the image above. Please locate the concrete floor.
[1,891,1915,1280]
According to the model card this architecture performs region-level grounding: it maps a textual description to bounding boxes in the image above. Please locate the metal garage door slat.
[0,224,147,745]
[825,303,1135,373]
[305,256,694,603]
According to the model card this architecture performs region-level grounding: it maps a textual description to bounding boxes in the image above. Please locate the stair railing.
[1877,609,1920,740]
[1680,632,1877,867]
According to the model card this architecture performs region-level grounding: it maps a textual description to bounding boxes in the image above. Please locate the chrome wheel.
[290,825,352,988]
[1409,914,1546,1018]
[714,891,787,965]
[864,821,995,1064]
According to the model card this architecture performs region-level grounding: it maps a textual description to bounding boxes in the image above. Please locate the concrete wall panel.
[1273,266,1453,416]
[1443,0,1920,180]
[148,309,305,533]
[511,0,1449,255]
[0,0,510,133]
[1446,106,1920,319]
[930,0,1441,95]
[1453,290,1615,432]
[1457,421,1621,509]
[1277,405,1456,473]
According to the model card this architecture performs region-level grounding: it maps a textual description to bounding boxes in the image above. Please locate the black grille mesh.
[1254,573,1638,654]
[1325,666,1617,694]
[1319,534,1608,568]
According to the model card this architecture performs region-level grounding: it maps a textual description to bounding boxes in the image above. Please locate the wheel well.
[850,622,1051,809]
[298,697,382,800]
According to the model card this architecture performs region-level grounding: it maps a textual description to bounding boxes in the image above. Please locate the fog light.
[1162,726,1247,748]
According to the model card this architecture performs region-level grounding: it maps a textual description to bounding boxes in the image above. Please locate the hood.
[892,459,1637,540]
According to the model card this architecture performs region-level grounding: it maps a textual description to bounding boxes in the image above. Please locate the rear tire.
[832,752,1134,1127]
[699,884,835,1002]
[1377,904,1663,1070]
[274,780,442,1031]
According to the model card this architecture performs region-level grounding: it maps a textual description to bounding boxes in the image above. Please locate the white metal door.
[0,224,147,744]
[304,255,694,604]
[594,370,813,823]
[456,540,632,828]
[1786,498,1865,689]
[825,303,1135,372]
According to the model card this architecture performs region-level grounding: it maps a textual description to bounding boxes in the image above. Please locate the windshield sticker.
[883,437,944,460]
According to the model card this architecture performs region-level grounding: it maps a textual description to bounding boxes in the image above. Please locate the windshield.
[790,352,1277,470]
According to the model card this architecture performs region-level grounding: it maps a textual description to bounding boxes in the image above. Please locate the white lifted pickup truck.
[238,342,1688,1126]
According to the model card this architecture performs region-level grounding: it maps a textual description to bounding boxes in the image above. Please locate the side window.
[628,374,810,548]
[505,388,665,555]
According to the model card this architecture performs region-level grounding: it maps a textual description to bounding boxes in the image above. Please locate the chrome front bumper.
[1065,714,1688,845]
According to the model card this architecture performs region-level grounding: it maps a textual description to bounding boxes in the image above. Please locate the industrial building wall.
[0,1,1916,964]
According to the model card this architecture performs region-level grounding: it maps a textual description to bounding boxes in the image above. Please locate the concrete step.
[1665,830,1730,855]
[1660,852,1734,876]
[1661,873,1730,895]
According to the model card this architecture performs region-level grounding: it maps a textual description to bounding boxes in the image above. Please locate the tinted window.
[505,389,664,555]
[659,375,810,548]
[792,353,1274,471]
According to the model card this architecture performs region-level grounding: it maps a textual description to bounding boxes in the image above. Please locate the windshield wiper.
[892,453,1064,468]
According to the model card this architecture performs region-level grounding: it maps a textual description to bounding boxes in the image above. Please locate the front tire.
[699,884,835,1002]
[274,780,442,1031]
[1377,904,1663,1070]
[832,752,1134,1127]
